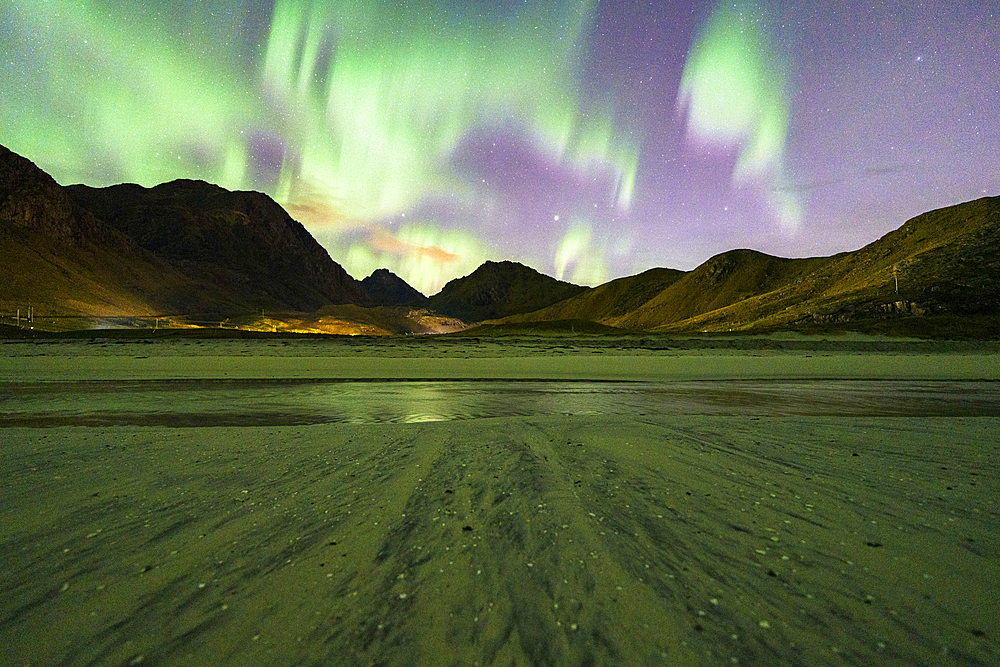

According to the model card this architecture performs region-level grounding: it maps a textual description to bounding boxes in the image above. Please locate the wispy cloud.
[369,227,461,264]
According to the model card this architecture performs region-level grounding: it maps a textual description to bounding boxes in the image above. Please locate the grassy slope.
[496,268,685,327]
[425,261,589,322]
[657,196,1000,333]
[0,228,214,317]
[610,252,831,331]
[487,197,1000,337]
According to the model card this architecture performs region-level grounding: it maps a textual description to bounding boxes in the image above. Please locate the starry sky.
[2,1,997,296]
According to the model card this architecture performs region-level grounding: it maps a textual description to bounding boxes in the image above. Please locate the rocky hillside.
[6,142,997,337]
[66,180,369,311]
[651,196,1000,333]
[1,144,215,315]
[496,267,683,326]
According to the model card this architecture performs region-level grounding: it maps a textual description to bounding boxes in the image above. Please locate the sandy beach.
[1,336,998,666]
[2,335,999,383]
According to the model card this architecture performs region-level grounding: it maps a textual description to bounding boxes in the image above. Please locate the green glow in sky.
[6,0,995,296]
[4,0,256,186]
[261,0,637,290]
[553,221,608,286]
[336,221,491,302]
[3,0,639,295]
[678,0,800,231]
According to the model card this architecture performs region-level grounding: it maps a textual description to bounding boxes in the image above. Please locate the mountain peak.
[361,269,427,307]
[426,260,588,323]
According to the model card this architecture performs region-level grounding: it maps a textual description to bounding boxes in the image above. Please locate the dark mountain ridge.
[66,179,369,311]
[4,143,997,336]
[1,145,219,315]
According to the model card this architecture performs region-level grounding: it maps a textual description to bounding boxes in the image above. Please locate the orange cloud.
[370,227,460,264]
[284,179,363,230]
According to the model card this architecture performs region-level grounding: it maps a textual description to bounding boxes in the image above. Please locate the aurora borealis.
[2,1,997,296]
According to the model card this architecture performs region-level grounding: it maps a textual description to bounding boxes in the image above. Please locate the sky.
[2,0,997,296]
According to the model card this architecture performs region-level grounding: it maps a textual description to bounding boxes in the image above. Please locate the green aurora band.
[3,0,641,294]
[678,0,800,232]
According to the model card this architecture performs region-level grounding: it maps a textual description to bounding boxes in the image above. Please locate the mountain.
[66,179,369,311]
[0,144,217,316]
[636,196,1000,333]
[425,260,589,323]
[487,196,1000,336]
[608,250,832,331]
[5,143,997,337]
[496,267,685,327]
[361,268,427,307]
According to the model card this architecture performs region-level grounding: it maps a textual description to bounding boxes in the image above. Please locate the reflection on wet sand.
[1,338,997,665]
[3,379,999,427]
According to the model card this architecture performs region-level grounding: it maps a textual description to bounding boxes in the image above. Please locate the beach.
[1,336,998,666]
[2,335,999,383]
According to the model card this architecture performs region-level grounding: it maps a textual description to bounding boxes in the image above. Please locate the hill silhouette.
[1,144,221,316]
[495,267,685,327]
[361,268,428,307]
[425,260,589,323]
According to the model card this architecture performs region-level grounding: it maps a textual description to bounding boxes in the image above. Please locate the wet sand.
[1,335,998,382]
[1,337,998,666]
